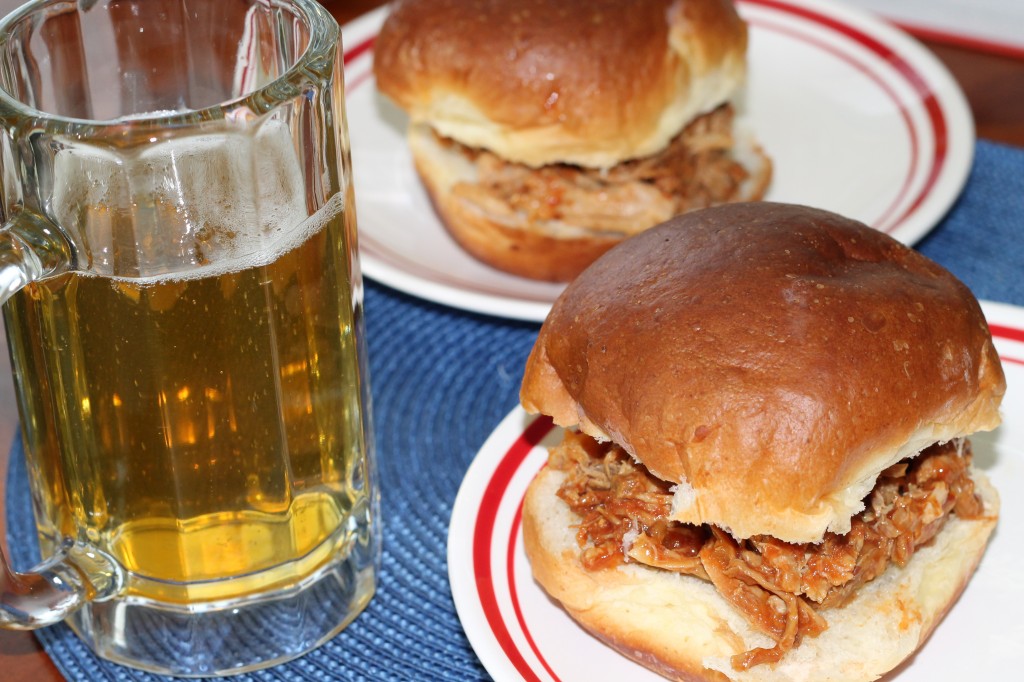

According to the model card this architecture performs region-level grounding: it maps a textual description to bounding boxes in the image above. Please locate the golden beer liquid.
[3,200,372,605]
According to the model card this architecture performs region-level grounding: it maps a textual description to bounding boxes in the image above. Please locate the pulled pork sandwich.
[520,203,1005,681]
[372,0,771,282]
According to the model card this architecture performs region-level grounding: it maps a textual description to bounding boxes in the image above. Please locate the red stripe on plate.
[742,0,949,235]
[473,415,555,682]
[894,21,1024,62]
[992,323,1024,366]
[345,69,373,95]
[991,323,1024,345]
[507,476,562,682]
[746,15,918,233]
[343,35,375,64]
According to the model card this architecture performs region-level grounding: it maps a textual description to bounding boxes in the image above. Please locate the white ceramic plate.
[342,0,974,321]
[448,301,1024,681]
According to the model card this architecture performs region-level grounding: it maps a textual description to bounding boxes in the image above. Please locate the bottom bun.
[521,460,999,682]
[409,118,771,282]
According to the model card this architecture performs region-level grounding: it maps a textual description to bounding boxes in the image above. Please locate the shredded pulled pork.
[443,104,751,234]
[550,431,985,671]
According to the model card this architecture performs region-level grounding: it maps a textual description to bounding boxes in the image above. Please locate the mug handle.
[1,542,88,629]
[0,210,94,629]
[0,211,74,301]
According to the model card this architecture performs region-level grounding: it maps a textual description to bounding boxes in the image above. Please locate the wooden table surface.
[1,1,1022,679]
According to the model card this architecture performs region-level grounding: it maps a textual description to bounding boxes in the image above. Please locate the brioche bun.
[522,461,1000,682]
[374,0,748,169]
[520,203,1005,543]
[375,0,771,282]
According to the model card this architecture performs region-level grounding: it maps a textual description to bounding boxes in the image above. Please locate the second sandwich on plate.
[373,0,771,282]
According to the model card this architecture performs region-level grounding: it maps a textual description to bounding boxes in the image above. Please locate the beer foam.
[99,190,344,286]
[51,118,332,280]
[114,109,193,121]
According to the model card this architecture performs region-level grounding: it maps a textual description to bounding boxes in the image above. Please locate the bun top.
[521,203,1005,543]
[373,0,747,169]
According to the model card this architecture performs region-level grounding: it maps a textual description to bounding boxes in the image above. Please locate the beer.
[0,0,377,671]
[4,187,375,605]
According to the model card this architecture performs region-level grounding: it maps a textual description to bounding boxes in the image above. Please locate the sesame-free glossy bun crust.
[520,203,1005,542]
[373,0,747,168]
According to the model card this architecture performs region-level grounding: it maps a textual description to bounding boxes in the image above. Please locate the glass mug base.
[65,538,376,677]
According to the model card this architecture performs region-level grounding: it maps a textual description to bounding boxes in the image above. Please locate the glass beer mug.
[0,0,379,675]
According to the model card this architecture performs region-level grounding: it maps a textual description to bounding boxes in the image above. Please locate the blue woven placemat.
[916,140,1024,306]
[5,139,1024,681]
